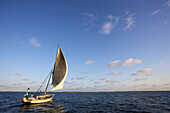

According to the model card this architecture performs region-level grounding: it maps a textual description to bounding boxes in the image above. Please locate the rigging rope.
[35,70,52,96]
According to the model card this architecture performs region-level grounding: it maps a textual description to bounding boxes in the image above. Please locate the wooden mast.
[44,72,52,95]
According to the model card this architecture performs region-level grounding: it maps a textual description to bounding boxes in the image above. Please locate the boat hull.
[21,94,54,104]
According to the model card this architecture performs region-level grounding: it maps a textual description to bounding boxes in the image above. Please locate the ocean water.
[0,92,170,113]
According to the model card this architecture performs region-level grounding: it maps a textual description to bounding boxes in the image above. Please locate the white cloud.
[14,72,24,76]
[101,22,112,34]
[108,60,119,68]
[108,15,114,20]
[152,9,160,15]
[122,58,142,67]
[29,37,41,47]
[108,72,120,75]
[100,15,119,34]
[82,13,97,31]
[124,10,136,31]
[84,60,95,65]
[132,68,154,76]
[165,0,170,7]
[135,78,147,81]
[108,58,141,69]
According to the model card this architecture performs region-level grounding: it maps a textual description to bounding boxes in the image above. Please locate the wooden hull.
[21,94,54,104]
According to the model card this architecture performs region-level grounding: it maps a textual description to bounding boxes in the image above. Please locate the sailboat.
[21,45,68,104]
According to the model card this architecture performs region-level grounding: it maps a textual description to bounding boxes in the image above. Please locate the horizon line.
[0,90,170,93]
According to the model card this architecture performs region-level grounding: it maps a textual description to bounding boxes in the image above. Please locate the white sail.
[50,45,67,91]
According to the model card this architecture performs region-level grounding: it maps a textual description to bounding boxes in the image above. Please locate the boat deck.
[21,94,54,104]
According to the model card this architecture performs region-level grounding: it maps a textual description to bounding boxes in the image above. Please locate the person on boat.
[29,92,34,99]
[24,88,30,97]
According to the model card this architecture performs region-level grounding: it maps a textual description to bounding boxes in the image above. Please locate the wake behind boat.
[21,45,68,104]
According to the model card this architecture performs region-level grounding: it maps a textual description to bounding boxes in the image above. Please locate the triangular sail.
[50,45,67,91]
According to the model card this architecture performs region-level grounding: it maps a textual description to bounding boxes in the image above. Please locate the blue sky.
[0,0,170,91]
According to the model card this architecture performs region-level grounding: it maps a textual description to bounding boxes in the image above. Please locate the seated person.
[29,92,34,99]
[24,88,30,97]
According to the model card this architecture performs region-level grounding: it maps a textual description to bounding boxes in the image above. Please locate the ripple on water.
[0,92,170,113]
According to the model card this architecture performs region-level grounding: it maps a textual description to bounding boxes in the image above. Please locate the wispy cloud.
[135,78,148,81]
[146,73,156,76]
[84,60,95,65]
[94,82,100,84]
[71,78,75,80]
[107,15,114,20]
[13,38,25,44]
[82,13,97,31]
[0,85,9,88]
[100,22,112,34]
[164,83,169,86]
[29,37,41,47]
[152,9,160,15]
[107,60,119,68]
[108,58,141,68]
[74,70,81,73]
[77,77,86,80]
[106,79,119,84]
[136,84,148,87]
[165,0,170,7]
[106,79,114,83]
[124,10,136,31]
[160,60,164,64]
[99,78,106,80]
[30,81,38,84]
[122,58,142,67]
[71,77,86,80]
[132,68,154,76]
[108,72,121,75]
[12,83,23,85]
[85,70,92,74]
[100,15,119,34]
[14,72,24,76]
[4,62,11,66]
[163,21,168,25]
[23,78,32,81]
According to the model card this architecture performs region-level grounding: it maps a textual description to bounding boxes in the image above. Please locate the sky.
[0,0,170,92]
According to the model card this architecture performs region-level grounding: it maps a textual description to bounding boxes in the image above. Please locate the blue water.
[0,92,170,113]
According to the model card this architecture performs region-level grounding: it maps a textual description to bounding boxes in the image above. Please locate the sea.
[0,91,170,113]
